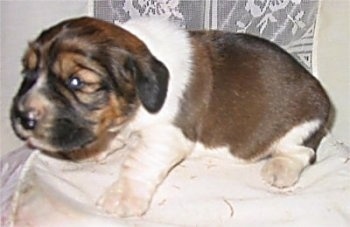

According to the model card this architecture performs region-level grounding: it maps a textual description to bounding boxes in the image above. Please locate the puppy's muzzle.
[16,108,39,130]
[12,96,44,132]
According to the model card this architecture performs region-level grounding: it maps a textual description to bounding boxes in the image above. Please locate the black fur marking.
[17,70,39,97]
[127,57,169,113]
[50,112,96,151]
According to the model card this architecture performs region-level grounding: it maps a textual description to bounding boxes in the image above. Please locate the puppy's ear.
[126,56,169,113]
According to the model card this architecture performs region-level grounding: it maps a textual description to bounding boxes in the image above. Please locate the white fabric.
[1,135,350,227]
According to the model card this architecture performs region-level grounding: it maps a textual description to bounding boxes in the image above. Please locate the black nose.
[18,110,38,130]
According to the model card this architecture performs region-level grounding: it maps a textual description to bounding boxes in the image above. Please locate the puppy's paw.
[97,180,151,217]
[261,156,303,188]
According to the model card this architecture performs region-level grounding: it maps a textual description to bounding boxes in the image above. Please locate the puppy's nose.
[18,109,39,130]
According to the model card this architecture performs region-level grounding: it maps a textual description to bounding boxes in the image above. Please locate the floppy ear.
[126,56,169,113]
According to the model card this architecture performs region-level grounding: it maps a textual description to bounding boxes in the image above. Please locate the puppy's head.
[10,17,168,154]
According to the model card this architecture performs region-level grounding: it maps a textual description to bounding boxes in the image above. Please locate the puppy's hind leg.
[261,146,315,188]
[261,120,322,188]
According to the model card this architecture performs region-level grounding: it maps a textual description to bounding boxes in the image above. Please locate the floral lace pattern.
[94,0,319,72]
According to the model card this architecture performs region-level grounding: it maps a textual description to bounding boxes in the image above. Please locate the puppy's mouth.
[24,133,98,154]
[26,137,60,152]
[11,118,34,141]
[12,120,97,153]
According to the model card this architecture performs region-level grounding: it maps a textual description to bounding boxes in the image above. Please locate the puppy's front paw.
[261,156,303,188]
[97,180,151,217]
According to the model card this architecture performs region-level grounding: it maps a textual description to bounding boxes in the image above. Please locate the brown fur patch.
[175,31,330,160]
[52,52,104,81]
[22,46,39,71]
[97,94,128,133]
[174,36,213,141]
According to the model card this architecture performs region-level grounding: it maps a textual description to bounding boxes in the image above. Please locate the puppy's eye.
[67,76,84,90]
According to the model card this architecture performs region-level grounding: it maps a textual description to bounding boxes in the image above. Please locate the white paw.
[97,180,151,217]
[261,156,304,188]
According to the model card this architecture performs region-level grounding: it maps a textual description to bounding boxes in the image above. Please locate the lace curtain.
[93,0,319,72]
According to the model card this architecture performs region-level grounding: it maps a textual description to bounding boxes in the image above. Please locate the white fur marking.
[273,119,321,164]
[262,119,322,188]
[121,18,193,127]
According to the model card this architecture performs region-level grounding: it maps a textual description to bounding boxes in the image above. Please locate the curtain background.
[94,0,319,72]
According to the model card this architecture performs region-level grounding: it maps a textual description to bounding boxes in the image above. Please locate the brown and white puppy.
[11,17,331,217]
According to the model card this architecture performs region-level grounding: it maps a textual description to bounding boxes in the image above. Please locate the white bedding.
[1,135,350,227]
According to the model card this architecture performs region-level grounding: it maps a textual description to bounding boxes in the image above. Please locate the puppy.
[11,17,331,217]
